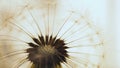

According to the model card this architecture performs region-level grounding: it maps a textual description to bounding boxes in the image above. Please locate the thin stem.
[56,12,73,37]
[27,8,42,36]
[8,20,34,39]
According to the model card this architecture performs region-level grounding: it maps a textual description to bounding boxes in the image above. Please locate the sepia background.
[0,0,120,68]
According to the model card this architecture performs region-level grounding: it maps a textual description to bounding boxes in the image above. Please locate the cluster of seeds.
[0,0,104,68]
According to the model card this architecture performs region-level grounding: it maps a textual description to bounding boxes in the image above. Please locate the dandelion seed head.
[0,0,105,68]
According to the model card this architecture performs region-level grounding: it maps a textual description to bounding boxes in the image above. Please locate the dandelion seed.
[0,1,27,31]
[0,0,104,68]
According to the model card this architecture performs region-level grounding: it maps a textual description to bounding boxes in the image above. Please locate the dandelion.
[0,0,104,68]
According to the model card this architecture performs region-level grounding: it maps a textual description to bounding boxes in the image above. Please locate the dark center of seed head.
[27,35,69,68]
[38,45,57,56]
